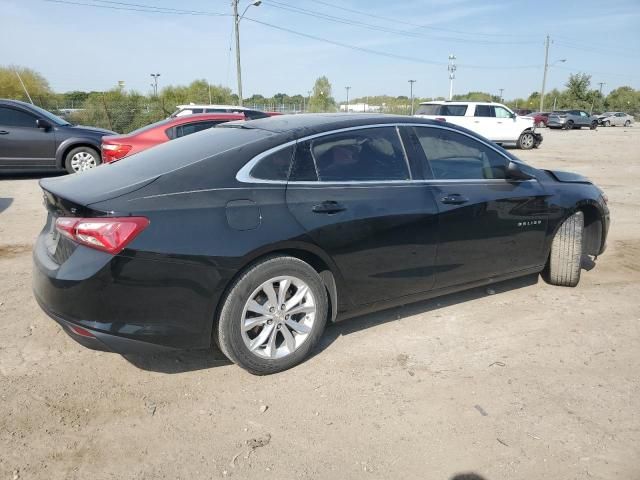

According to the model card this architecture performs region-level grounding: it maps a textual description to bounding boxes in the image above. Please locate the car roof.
[175,104,256,111]
[418,101,497,106]
[219,113,455,137]
[0,99,36,108]
[164,113,245,126]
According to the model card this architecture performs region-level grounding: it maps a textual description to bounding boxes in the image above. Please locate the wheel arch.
[55,139,102,169]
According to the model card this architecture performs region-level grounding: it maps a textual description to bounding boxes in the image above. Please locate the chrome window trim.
[236,122,532,185]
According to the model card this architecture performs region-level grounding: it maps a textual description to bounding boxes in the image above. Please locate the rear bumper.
[32,230,226,353]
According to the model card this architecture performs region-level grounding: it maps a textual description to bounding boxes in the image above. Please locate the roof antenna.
[14,68,34,105]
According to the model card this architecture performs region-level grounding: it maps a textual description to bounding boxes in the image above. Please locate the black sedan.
[33,114,610,374]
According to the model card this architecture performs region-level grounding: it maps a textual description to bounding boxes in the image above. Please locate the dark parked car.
[0,99,115,173]
[102,113,244,163]
[33,114,610,374]
[547,110,598,130]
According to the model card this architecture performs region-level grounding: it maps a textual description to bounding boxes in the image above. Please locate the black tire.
[64,146,101,174]
[517,131,535,150]
[545,211,584,287]
[590,120,598,130]
[537,121,546,128]
[624,120,631,127]
[603,120,610,127]
[564,120,574,130]
[215,255,328,375]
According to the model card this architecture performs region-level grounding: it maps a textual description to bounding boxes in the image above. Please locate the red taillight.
[55,217,150,254]
[102,144,132,163]
[69,325,95,338]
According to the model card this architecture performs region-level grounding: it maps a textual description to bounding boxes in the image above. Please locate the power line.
[260,0,538,45]
[305,0,539,39]
[43,0,228,16]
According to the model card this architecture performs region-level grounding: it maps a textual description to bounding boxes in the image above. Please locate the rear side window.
[175,121,220,138]
[412,127,508,180]
[0,107,36,127]
[415,104,441,115]
[309,127,409,182]
[474,105,494,117]
[250,145,294,181]
[440,105,467,116]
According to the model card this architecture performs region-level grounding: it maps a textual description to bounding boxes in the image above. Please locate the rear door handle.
[441,194,470,205]
[0,130,9,135]
[312,201,346,214]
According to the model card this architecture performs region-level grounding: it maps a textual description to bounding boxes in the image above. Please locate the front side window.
[250,145,294,181]
[494,106,513,118]
[474,105,494,117]
[0,107,36,127]
[309,127,409,181]
[412,127,508,180]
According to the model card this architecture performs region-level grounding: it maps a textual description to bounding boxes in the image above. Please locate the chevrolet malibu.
[33,114,610,374]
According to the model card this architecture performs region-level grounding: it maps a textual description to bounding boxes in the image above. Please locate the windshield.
[30,104,70,126]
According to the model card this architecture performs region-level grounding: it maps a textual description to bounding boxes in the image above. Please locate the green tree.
[309,76,336,113]
[0,65,53,105]
[605,86,639,117]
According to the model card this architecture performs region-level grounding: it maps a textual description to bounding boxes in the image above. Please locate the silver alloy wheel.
[70,151,98,172]
[240,275,316,359]
[520,133,534,149]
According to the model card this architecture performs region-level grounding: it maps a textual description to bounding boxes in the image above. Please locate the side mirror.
[36,118,52,130]
[506,161,533,180]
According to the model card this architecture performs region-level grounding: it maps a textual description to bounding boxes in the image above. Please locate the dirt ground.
[1,126,639,480]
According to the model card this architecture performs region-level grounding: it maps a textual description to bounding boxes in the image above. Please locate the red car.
[530,112,550,128]
[101,113,244,163]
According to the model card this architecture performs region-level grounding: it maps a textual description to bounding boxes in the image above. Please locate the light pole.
[233,0,261,106]
[498,88,504,103]
[408,80,416,115]
[150,73,160,97]
[448,54,456,100]
[539,34,566,112]
[345,86,351,112]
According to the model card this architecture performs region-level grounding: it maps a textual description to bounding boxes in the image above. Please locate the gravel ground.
[1,126,639,480]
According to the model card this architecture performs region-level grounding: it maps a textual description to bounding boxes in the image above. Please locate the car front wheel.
[65,146,101,174]
[590,120,598,130]
[625,120,631,127]
[544,211,584,287]
[537,121,546,128]
[517,131,535,150]
[603,120,610,127]
[216,256,328,375]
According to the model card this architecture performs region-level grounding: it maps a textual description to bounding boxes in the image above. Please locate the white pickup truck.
[414,101,542,150]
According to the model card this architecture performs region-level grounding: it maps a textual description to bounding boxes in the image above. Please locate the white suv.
[414,101,542,149]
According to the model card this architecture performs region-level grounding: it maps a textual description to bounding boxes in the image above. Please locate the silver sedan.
[598,112,634,127]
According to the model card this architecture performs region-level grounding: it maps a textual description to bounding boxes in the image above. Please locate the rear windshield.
[415,104,467,116]
[127,118,174,135]
[99,126,273,185]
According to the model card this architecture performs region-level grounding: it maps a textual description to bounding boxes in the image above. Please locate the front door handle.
[0,130,9,135]
[441,194,470,205]
[312,201,346,214]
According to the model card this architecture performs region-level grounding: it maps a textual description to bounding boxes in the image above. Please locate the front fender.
[55,137,103,168]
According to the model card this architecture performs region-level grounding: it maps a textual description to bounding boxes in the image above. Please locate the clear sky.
[2,0,639,100]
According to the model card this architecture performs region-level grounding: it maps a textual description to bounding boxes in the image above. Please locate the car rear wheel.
[544,211,584,287]
[590,120,598,130]
[517,131,535,150]
[625,120,631,127]
[603,120,610,127]
[215,256,328,375]
[537,121,545,128]
[563,120,574,130]
[65,146,101,174]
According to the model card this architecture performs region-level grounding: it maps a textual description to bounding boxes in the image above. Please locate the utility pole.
[345,86,351,112]
[232,0,243,106]
[232,1,261,106]
[598,82,606,95]
[307,90,312,113]
[498,88,504,103]
[150,73,160,97]
[540,35,550,112]
[408,79,416,115]
[448,54,456,100]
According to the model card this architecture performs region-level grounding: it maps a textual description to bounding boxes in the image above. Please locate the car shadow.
[0,171,65,181]
[313,274,540,357]
[125,274,539,374]
[123,347,232,373]
[451,474,488,480]
[0,197,13,214]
